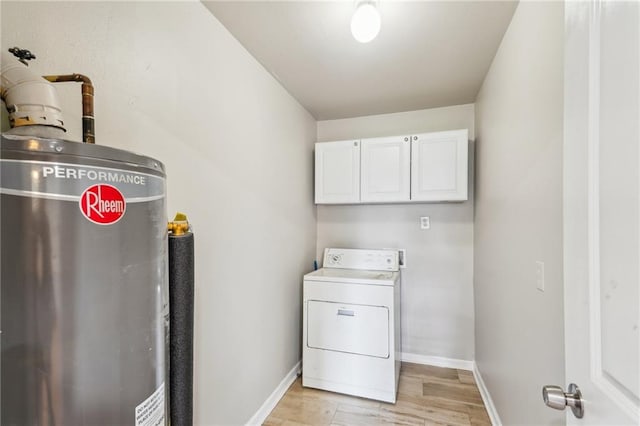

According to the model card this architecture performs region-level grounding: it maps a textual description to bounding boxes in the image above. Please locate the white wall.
[1,2,317,424]
[474,2,565,425]
[317,104,476,361]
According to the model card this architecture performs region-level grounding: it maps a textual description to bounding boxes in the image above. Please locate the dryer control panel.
[323,248,399,271]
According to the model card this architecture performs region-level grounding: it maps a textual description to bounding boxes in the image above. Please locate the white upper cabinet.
[315,129,469,204]
[315,140,361,204]
[411,130,468,202]
[360,135,411,203]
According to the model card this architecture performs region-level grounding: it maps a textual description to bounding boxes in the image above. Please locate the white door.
[562,1,639,424]
[315,140,360,204]
[410,130,468,202]
[360,135,410,203]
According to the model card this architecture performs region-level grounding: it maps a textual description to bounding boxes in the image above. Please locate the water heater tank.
[1,134,168,425]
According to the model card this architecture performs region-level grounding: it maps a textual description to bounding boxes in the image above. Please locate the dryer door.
[306,300,389,358]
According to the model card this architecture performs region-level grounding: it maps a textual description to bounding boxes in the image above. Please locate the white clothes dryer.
[302,248,401,403]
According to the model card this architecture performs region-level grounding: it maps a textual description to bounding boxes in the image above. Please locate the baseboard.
[245,361,301,426]
[472,362,502,426]
[401,352,474,371]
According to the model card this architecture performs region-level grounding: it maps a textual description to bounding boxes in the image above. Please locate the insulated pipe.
[43,74,95,144]
[168,217,195,426]
[0,51,65,131]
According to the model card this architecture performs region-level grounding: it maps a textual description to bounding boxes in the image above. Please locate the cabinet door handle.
[404,137,409,142]
[337,309,355,317]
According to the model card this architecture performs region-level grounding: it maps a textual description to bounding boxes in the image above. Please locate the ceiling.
[203,1,518,120]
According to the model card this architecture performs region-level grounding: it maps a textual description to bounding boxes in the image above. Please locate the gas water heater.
[1,48,169,425]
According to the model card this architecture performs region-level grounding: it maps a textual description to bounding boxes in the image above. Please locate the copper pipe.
[43,74,95,144]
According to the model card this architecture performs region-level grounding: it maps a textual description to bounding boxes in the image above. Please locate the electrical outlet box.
[420,216,430,229]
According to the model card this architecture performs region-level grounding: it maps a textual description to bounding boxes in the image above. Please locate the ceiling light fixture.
[351,1,381,43]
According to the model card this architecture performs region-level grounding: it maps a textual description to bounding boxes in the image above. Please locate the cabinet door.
[315,140,360,204]
[411,130,468,201]
[361,136,410,203]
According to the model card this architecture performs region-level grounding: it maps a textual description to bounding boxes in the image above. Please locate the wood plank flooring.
[264,362,492,426]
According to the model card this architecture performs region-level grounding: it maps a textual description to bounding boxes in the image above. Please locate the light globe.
[351,3,381,43]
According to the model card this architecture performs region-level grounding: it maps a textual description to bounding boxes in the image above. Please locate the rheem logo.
[79,184,126,225]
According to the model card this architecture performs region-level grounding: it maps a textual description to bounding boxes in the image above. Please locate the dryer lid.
[304,267,399,286]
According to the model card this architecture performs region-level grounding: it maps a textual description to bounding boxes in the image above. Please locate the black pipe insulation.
[169,230,195,426]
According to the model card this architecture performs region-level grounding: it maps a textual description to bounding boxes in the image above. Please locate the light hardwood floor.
[264,362,492,426]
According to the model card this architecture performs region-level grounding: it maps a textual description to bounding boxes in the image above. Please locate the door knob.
[542,383,584,418]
